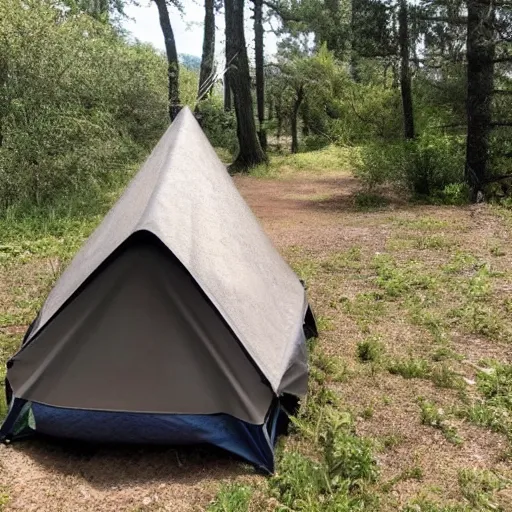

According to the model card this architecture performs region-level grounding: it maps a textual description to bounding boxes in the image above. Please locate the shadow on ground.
[7,437,253,490]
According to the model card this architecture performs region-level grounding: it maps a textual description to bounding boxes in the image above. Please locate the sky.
[123,1,279,60]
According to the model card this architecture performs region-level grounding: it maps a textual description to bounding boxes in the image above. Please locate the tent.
[0,107,317,472]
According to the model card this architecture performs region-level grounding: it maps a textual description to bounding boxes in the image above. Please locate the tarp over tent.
[0,107,316,472]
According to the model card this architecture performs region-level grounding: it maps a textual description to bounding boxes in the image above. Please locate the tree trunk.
[253,0,267,150]
[197,0,216,102]
[154,0,180,121]
[350,0,360,81]
[465,0,496,198]
[224,76,232,111]
[225,0,267,170]
[0,53,7,148]
[302,99,310,137]
[291,85,304,154]
[276,97,282,144]
[267,94,274,121]
[398,0,415,140]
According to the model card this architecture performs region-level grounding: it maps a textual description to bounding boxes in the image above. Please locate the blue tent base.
[0,399,289,473]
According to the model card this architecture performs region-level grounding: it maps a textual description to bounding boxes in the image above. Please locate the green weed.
[357,336,385,363]
[378,433,403,450]
[322,246,362,272]
[430,364,464,389]
[442,252,479,274]
[354,192,389,211]
[414,235,452,250]
[381,465,423,492]
[458,469,505,510]
[419,399,462,445]
[373,255,434,298]
[310,351,347,384]
[459,362,512,439]
[490,245,506,257]
[0,488,9,512]
[402,499,470,511]
[431,346,462,362]
[207,483,252,512]
[394,217,449,231]
[339,292,386,330]
[388,358,431,379]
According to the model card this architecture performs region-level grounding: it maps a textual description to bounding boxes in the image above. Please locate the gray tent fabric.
[13,106,309,406]
[9,240,273,424]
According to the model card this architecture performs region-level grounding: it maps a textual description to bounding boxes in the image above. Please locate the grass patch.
[388,358,431,379]
[402,500,470,511]
[357,336,385,363]
[388,357,463,390]
[321,246,362,273]
[459,362,512,440]
[394,217,450,231]
[0,488,9,512]
[338,292,386,331]
[265,338,379,511]
[250,145,354,179]
[381,465,423,492]
[458,469,505,510]
[354,192,389,211]
[207,483,252,512]
[372,255,434,298]
[419,399,463,445]
[310,350,347,384]
[430,364,464,389]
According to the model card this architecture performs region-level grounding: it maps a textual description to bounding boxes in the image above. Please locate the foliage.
[418,398,462,445]
[354,132,466,195]
[458,469,505,510]
[357,336,385,363]
[196,97,238,155]
[0,0,169,209]
[207,483,252,512]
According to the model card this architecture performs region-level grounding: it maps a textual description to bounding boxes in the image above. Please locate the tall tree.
[464,0,496,197]
[154,0,180,120]
[398,0,415,139]
[225,0,267,169]
[198,0,216,101]
[224,8,232,112]
[253,0,267,149]
[0,53,7,148]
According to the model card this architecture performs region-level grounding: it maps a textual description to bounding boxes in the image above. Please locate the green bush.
[354,132,465,196]
[0,0,169,209]
[196,97,238,155]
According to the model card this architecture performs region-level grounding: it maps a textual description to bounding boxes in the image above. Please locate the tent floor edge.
[3,401,288,472]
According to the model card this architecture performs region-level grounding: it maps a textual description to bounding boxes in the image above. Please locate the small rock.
[142,497,152,506]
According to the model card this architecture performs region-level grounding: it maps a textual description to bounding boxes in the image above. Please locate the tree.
[398,0,415,139]
[0,53,6,148]
[198,0,216,101]
[224,0,267,169]
[154,0,180,120]
[253,0,267,149]
[464,0,496,196]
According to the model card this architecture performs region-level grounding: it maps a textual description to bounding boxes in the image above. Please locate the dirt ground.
[1,170,511,511]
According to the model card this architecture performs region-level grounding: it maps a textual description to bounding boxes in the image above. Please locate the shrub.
[0,0,169,209]
[196,97,238,155]
[354,132,465,196]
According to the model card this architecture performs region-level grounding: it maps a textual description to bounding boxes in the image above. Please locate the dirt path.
[1,172,512,511]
